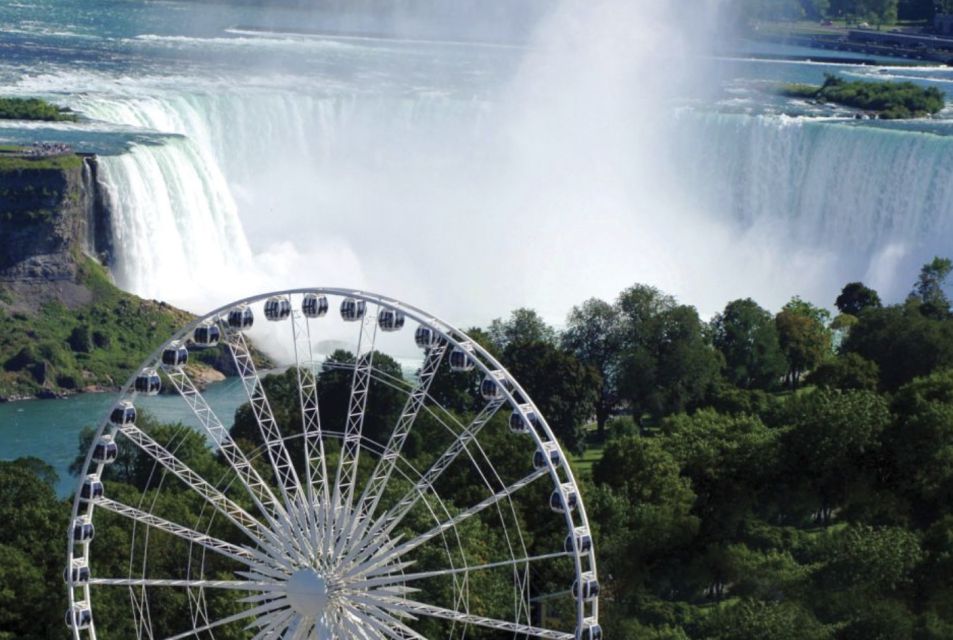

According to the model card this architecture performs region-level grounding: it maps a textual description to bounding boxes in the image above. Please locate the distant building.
[936,13,953,36]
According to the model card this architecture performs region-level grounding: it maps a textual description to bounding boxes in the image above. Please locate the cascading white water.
[57,0,953,320]
[675,111,953,296]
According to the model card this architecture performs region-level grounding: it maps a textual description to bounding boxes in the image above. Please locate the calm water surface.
[0,378,248,496]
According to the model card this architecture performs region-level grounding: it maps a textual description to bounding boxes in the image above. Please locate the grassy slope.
[0,153,84,172]
[0,259,194,398]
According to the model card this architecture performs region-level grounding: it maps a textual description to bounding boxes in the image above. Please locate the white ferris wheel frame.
[66,287,600,640]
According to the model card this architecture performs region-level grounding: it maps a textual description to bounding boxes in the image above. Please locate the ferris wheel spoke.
[338,606,386,640]
[162,365,291,536]
[160,599,289,640]
[222,326,305,513]
[332,306,379,528]
[88,578,278,591]
[289,303,331,533]
[115,422,277,549]
[355,551,570,590]
[345,601,426,640]
[251,608,295,639]
[345,467,548,581]
[96,497,266,570]
[353,595,573,640]
[373,398,505,539]
[350,343,448,544]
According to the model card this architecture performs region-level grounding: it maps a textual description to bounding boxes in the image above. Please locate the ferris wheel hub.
[285,568,330,618]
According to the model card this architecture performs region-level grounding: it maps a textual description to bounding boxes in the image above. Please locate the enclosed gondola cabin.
[80,474,104,502]
[192,322,221,347]
[533,446,561,470]
[549,485,578,514]
[573,573,600,601]
[71,517,95,543]
[227,305,254,330]
[414,325,441,350]
[509,406,538,434]
[65,604,92,630]
[449,344,475,372]
[64,561,90,585]
[378,308,405,332]
[340,297,366,321]
[264,296,292,321]
[92,436,119,464]
[480,372,510,400]
[161,341,188,368]
[109,400,136,426]
[134,368,161,395]
[577,620,602,640]
[565,529,593,554]
[302,293,329,318]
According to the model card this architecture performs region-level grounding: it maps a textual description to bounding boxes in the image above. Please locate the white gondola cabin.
[549,484,578,514]
[92,435,119,464]
[134,368,161,395]
[565,528,593,554]
[480,371,510,401]
[509,404,539,434]
[577,619,603,640]
[192,322,221,347]
[378,308,405,332]
[533,445,561,470]
[71,517,95,543]
[302,293,329,318]
[449,342,475,372]
[573,573,600,601]
[80,474,104,502]
[414,325,440,349]
[65,604,92,629]
[264,296,292,321]
[109,400,136,426]
[227,305,254,330]
[64,560,90,585]
[161,341,188,368]
[340,297,366,321]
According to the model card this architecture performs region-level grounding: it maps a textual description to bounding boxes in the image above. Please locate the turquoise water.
[0,378,248,496]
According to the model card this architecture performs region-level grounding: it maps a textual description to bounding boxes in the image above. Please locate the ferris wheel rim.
[66,287,599,640]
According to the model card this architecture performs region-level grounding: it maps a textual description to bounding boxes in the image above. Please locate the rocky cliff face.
[0,154,113,310]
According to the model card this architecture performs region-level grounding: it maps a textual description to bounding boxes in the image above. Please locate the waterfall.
[674,111,953,298]
[76,82,953,317]
[94,136,252,306]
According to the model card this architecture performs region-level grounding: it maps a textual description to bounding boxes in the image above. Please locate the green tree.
[805,353,879,391]
[912,256,953,317]
[562,298,623,433]
[710,298,787,390]
[886,369,953,525]
[487,307,556,352]
[591,436,700,603]
[0,459,67,640]
[780,390,891,524]
[775,297,832,389]
[835,282,882,316]
[702,599,831,640]
[841,302,953,390]
[661,410,779,538]
[616,285,722,420]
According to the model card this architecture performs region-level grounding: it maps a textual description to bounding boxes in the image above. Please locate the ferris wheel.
[65,289,600,640]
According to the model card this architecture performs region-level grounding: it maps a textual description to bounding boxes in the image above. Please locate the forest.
[3,257,953,638]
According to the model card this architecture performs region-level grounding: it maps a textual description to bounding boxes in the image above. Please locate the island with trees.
[0,97,76,122]
[781,73,946,118]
